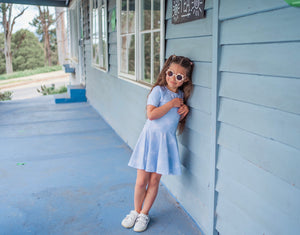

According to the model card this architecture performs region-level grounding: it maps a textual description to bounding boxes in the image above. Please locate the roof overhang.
[0,0,71,7]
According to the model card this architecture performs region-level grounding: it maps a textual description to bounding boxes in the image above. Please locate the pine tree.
[30,6,55,66]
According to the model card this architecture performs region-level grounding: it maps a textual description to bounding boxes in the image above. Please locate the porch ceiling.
[0,0,70,7]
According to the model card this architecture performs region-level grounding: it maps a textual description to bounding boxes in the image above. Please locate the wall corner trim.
[209,0,220,234]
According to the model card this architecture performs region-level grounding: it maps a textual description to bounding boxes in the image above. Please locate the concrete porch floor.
[0,96,202,235]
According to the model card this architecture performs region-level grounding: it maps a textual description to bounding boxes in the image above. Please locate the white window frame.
[90,0,108,72]
[117,0,165,85]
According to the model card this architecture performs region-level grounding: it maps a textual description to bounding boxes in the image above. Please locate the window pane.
[121,35,135,75]
[121,36,128,73]
[101,6,107,68]
[92,5,99,65]
[141,33,151,82]
[128,0,135,33]
[101,7,106,37]
[141,0,151,31]
[153,0,160,29]
[121,0,127,11]
[102,39,107,67]
[153,31,160,82]
[91,0,107,70]
[128,34,135,75]
[121,0,127,34]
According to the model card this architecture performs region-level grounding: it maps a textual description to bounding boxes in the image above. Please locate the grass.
[37,84,67,95]
[0,65,62,81]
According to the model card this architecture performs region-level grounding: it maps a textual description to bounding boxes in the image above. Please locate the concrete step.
[55,84,87,104]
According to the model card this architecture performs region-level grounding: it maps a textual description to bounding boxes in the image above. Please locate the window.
[119,0,136,77]
[118,0,164,84]
[91,0,108,71]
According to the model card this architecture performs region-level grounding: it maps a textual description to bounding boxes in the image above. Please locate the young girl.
[121,55,194,232]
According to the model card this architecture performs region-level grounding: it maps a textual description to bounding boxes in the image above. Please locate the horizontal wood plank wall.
[85,1,213,233]
[162,0,213,234]
[86,0,150,149]
[216,1,300,234]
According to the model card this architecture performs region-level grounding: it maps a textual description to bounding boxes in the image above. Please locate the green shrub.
[37,84,67,95]
[0,91,13,101]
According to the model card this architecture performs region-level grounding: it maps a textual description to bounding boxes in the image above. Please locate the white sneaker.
[121,210,139,228]
[133,213,150,232]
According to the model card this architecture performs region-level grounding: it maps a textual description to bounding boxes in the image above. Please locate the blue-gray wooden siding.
[163,0,214,234]
[85,0,214,234]
[82,0,300,234]
[215,1,300,234]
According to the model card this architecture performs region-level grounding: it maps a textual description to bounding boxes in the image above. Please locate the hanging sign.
[172,0,205,24]
[111,9,116,31]
[284,0,300,7]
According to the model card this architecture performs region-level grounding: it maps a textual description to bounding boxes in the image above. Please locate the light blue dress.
[128,86,183,175]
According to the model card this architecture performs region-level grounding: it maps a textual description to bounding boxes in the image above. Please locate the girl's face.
[166,63,187,93]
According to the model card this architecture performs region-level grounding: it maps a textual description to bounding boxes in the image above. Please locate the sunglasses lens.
[167,70,173,77]
[176,75,183,81]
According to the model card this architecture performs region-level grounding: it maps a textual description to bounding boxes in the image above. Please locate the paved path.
[0,70,69,100]
[0,96,202,235]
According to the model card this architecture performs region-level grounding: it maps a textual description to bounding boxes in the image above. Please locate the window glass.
[140,0,161,84]
[141,33,151,83]
[128,34,135,75]
[128,0,135,33]
[121,0,127,34]
[118,0,162,83]
[91,0,107,71]
[120,35,135,75]
[121,36,128,73]
[153,31,160,82]
[92,1,99,65]
[120,0,135,75]
[153,0,160,29]
[141,0,151,31]
[100,5,107,67]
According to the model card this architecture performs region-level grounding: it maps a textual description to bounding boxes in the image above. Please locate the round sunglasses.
[166,69,185,82]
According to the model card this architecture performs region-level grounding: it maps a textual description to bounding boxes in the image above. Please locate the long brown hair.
[149,55,194,134]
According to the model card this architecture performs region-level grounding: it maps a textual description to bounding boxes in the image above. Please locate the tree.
[0,33,5,74]
[12,29,44,71]
[0,4,27,74]
[49,27,58,65]
[30,6,55,66]
[0,30,45,75]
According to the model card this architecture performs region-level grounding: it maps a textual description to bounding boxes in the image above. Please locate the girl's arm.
[147,98,183,121]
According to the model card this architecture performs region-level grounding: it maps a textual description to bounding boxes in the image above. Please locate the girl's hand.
[147,98,184,121]
[178,104,189,120]
[171,98,183,108]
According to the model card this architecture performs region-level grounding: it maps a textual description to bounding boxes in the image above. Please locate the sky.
[0,4,56,33]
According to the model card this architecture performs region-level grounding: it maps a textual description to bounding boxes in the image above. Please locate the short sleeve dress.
[128,86,184,175]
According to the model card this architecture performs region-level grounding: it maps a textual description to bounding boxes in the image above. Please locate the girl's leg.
[140,172,162,215]
[134,169,150,213]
